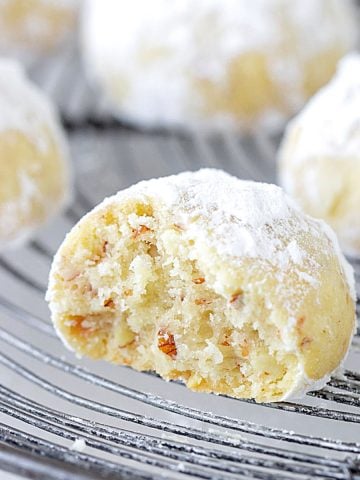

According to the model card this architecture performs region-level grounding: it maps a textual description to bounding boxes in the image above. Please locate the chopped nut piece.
[296,317,307,340]
[132,225,151,239]
[90,240,110,265]
[63,271,81,282]
[158,328,177,358]
[230,290,243,304]
[60,265,81,282]
[81,283,97,296]
[221,329,232,346]
[193,277,205,285]
[102,241,109,253]
[147,243,158,257]
[104,298,115,308]
[300,336,312,348]
[172,224,184,231]
[296,316,305,332]
[195,298,212,305]
[124,289,133,297]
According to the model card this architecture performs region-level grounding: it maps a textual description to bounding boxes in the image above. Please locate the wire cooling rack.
[1,46,360,480]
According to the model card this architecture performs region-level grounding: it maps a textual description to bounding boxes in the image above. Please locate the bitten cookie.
[278,54,360,257]
[0,59,71,248]
[47,169,355,403]
[81,0,357,132]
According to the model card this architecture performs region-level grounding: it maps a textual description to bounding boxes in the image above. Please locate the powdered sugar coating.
[82,0,357,131]
[0,59,66,150]
[278,53,360,256]
[0,58,71,249]
[70,438,86,452]
[83,169,356,302]
[280,53,360,164]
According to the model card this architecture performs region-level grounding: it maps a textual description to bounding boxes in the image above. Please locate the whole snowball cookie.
[278,54,360,257]
[47,169,355,403]
[0,0,80,60]
[81,0,357,132]
[0,59,71,249]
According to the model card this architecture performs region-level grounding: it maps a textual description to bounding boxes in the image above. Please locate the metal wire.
[1,45,360,480]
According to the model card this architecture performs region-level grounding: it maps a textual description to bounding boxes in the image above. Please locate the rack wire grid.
[1,44,360,480]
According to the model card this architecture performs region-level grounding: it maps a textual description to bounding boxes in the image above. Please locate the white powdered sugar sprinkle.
[96,169,355,301]
[0,58,71,249]
[0,59,64,149]
[70,438,86,452]
[281,53,360,163]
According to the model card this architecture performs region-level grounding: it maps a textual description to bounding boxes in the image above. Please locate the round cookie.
[81,0,357,132]
[47,169,355,403]
[0,59,71,249]
[0,0,79,60]
[278,54,360,257]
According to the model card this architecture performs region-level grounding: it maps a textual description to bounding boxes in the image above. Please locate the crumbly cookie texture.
[0,0,79,59]
[47,169,355,403]
[0,59,71,248]
[278,53,360,257]
[82,0,357,132]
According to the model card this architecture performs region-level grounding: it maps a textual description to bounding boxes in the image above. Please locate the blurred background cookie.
[0,0,80,62]
[82,0,358,132]
[0,59,71,248]
[278,54,360,257]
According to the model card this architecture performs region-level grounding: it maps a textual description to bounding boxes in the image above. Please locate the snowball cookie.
[0,59,70,249]
[279,54,360,257]
[47,169,355,403]
[81,0,357,132]
[0,0,79,59]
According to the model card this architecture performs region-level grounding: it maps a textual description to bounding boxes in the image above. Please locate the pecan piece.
[230,289,243,304]
[102,241,109,253]
[158,328,177,358]
[172,224,184,231]
[132,225,151,239]
[221,329,232,346]
[296,316,305,332]
[104,298,115,308]
[195,298,212,306]
[300,336,312,348]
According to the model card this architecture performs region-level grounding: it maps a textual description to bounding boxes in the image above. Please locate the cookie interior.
[51,199,315,402]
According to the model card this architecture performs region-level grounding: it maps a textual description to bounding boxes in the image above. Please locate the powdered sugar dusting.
[70,438,86,452]
[0,59,66,150]
[280,53,360,163]
[278,52,360,257]
[0,58,71,249]
[82,0,357,130]
[98,169,355,301]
